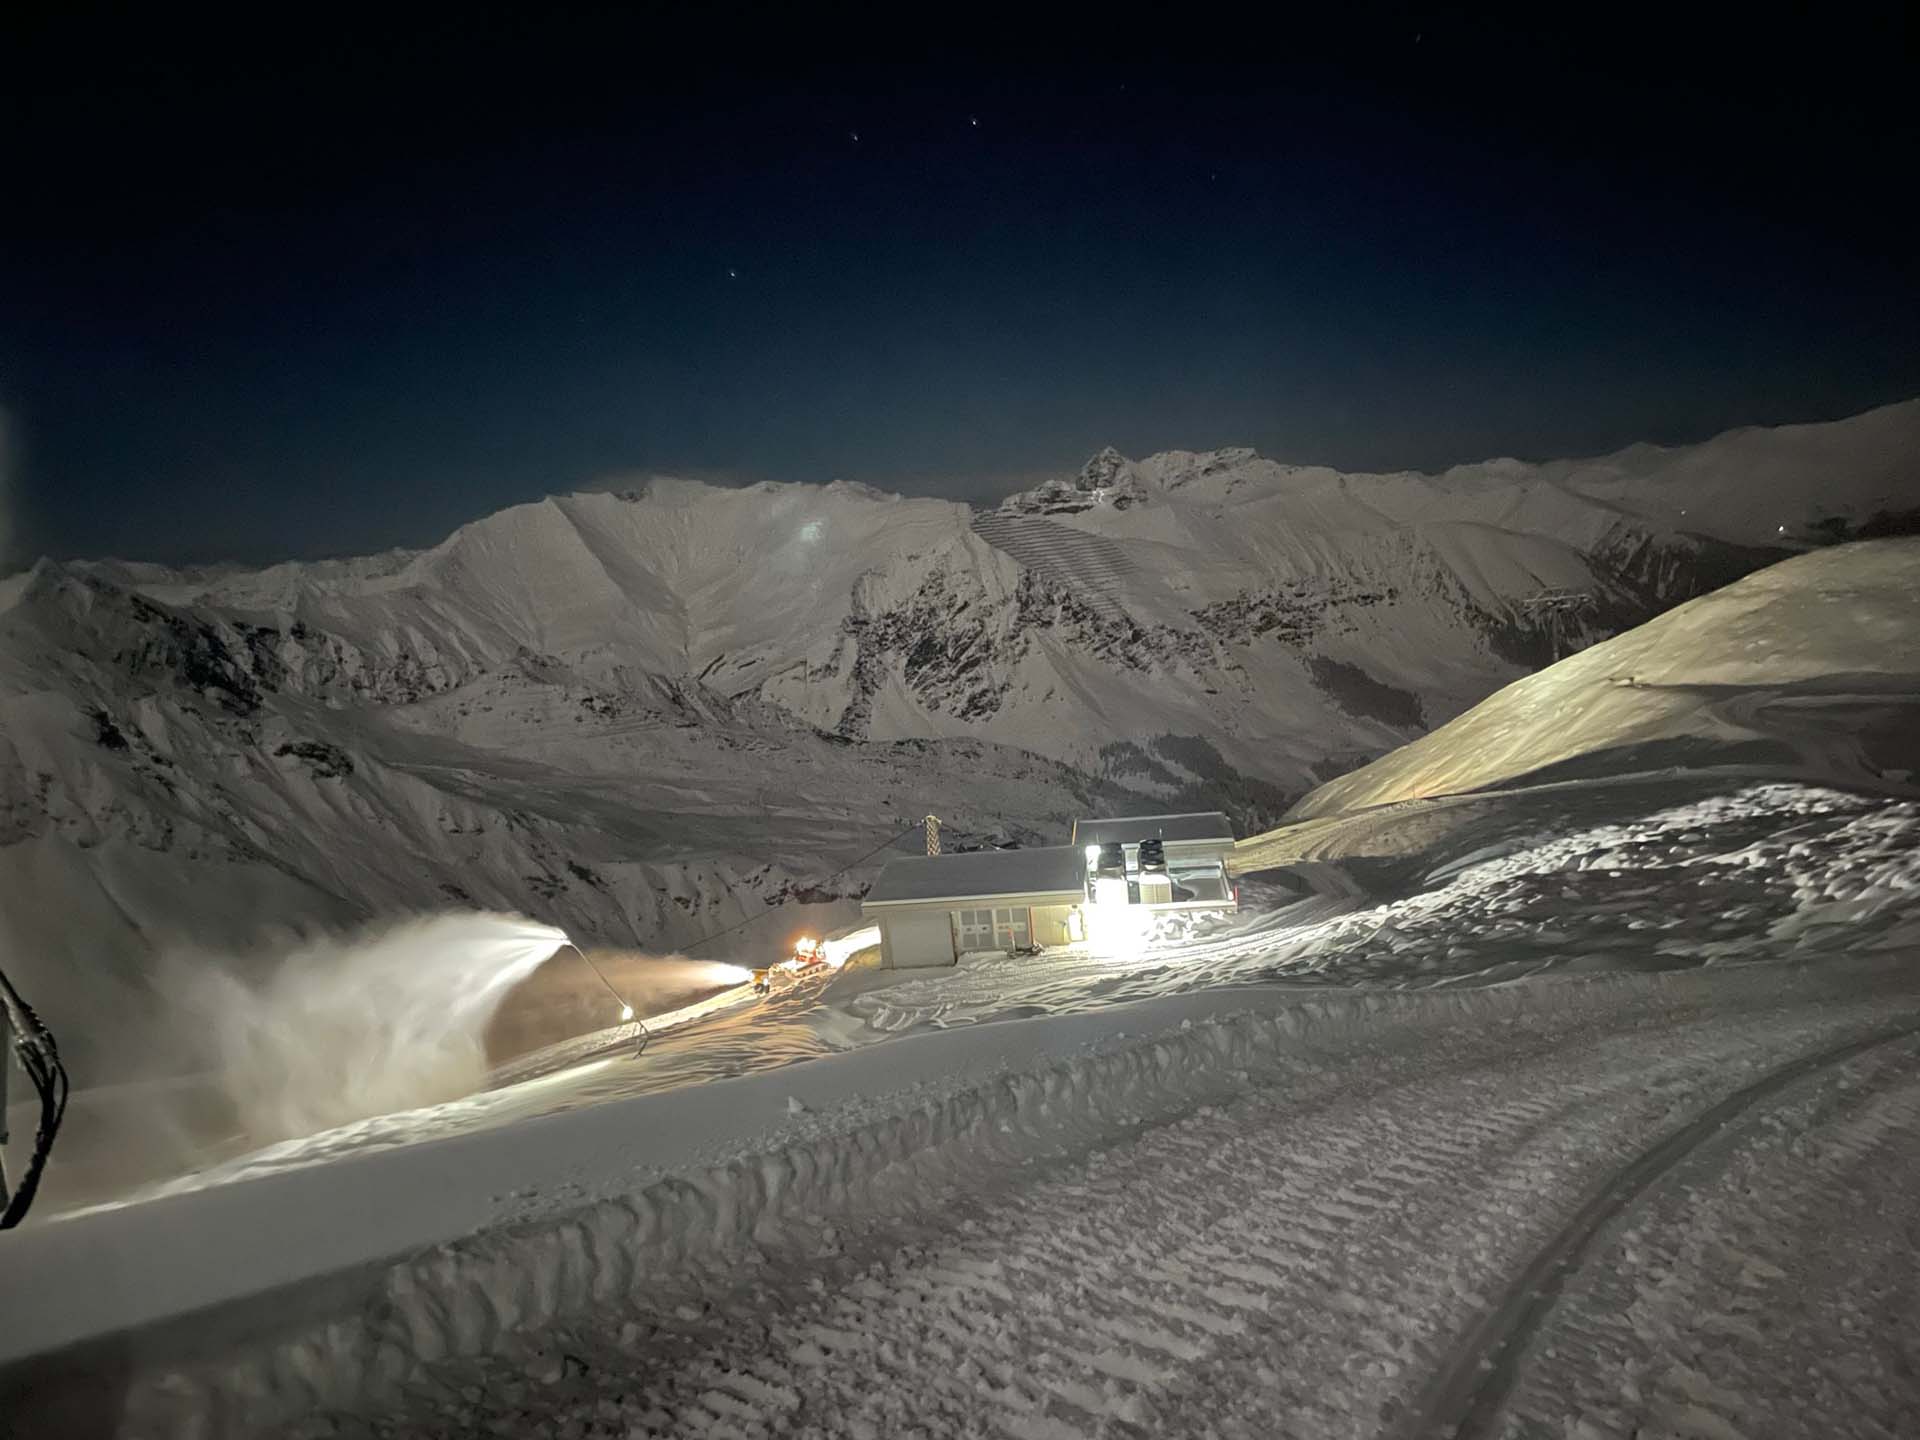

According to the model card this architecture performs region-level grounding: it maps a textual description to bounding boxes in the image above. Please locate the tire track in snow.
[1405,1021,1920,1440]
[1493,1038,1920,1440]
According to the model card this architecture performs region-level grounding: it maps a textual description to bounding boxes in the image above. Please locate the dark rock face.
[75,574,473,722]
[998,447,1151,515]
[1191,580,1397,649]
[831,565,1217,740]
[1077,447,1131,492]
[1467,524,1799,670]
[118,589,272,715]
[273,740,355,779]
[836,571,1014,736]
[1306,656,1426,731]
[1095,734,1296,834]
[1847,507,1920,540]
[90,709,131,751]
[1012,572,1214,674]
[1591,524,1791,610]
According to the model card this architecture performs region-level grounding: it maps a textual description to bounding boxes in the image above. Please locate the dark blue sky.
[5,12,1916,565]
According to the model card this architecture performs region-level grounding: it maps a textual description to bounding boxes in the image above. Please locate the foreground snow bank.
[4,957,1914,1435]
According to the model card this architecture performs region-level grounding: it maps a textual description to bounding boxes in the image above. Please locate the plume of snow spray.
[608,954,755,1003]
[183,913,567,1142]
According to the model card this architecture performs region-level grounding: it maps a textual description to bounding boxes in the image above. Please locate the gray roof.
[864,845,1086,906]
[1071,811,1236,846]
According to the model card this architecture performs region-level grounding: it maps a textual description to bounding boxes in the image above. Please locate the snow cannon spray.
[189,913,572,1143]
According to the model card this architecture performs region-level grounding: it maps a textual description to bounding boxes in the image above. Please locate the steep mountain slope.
[0,401,1914,1086]
[1287,537,1920,820]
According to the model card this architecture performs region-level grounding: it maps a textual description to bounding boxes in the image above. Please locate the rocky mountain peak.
[1076,447,1133,493]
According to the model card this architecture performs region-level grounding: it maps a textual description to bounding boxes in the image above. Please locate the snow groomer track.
[17,959,1916,1439]
[970,511,1141,619]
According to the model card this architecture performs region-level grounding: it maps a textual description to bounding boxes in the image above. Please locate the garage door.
[954,907,1030,951]
[954,908,995,951]
[994,907,1031,949]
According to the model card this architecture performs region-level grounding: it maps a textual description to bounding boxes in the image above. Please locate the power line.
[559,941,649,1054]
[682,821,924,955]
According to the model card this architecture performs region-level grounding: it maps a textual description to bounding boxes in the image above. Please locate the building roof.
[1071,811,1236,846]
[864,845,1086,907]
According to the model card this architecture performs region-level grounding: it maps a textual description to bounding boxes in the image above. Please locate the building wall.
[879,909,957,969]
[1031,904,1082,946]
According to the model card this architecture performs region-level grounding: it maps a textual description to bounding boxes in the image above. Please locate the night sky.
[5,12,1916,566]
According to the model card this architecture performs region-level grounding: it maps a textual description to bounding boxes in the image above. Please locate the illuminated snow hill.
[1289,536,1920,818]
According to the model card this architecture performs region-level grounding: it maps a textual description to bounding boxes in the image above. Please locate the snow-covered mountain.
[0,399,1915,1079]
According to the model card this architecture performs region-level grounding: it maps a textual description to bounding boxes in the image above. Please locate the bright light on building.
[1086,892,1150,957]
[1085,844,1100,864]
